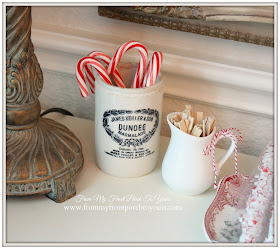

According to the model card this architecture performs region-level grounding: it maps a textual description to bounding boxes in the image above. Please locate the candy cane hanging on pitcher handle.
[203,128,243,189]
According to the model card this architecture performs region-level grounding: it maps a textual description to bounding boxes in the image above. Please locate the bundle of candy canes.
[75,41,163,98]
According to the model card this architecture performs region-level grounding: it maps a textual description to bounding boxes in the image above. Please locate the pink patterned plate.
[204,174,255,243]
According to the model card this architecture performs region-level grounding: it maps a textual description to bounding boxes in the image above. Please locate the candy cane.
[76,57,113,97]
[85,51,126,89]
[107,41,148,89]
[203,128,243,189]
[142,51,163,88]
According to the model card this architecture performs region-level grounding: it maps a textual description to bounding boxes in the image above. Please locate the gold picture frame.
[98,6,274,47]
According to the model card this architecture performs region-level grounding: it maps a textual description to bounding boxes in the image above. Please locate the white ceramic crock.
[95,63,164,177]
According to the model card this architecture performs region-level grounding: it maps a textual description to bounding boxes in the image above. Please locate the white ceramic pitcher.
[162,112,236,195]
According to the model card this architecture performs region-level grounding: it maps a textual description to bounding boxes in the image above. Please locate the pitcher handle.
[215,136,235,171]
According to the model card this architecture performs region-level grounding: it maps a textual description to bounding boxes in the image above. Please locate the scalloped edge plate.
[203,174,255,243]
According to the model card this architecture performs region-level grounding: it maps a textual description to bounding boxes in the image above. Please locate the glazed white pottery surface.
[95,66,164,178]
[162,112,236,195]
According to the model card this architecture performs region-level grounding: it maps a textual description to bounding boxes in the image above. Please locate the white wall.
[31,6,274,156]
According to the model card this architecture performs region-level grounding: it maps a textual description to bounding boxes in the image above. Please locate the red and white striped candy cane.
[76,57,113,97]
[203,128,243,189]
[107,41,148,89]
[85,51,126,89]
[142,51,163,88]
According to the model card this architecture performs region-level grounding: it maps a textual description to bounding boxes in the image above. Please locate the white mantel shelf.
[5,113,259,245]
[30,6,274,117]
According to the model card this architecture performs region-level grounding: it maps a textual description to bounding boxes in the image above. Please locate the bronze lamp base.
[6,117,84,203]
[6,6,84,202]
